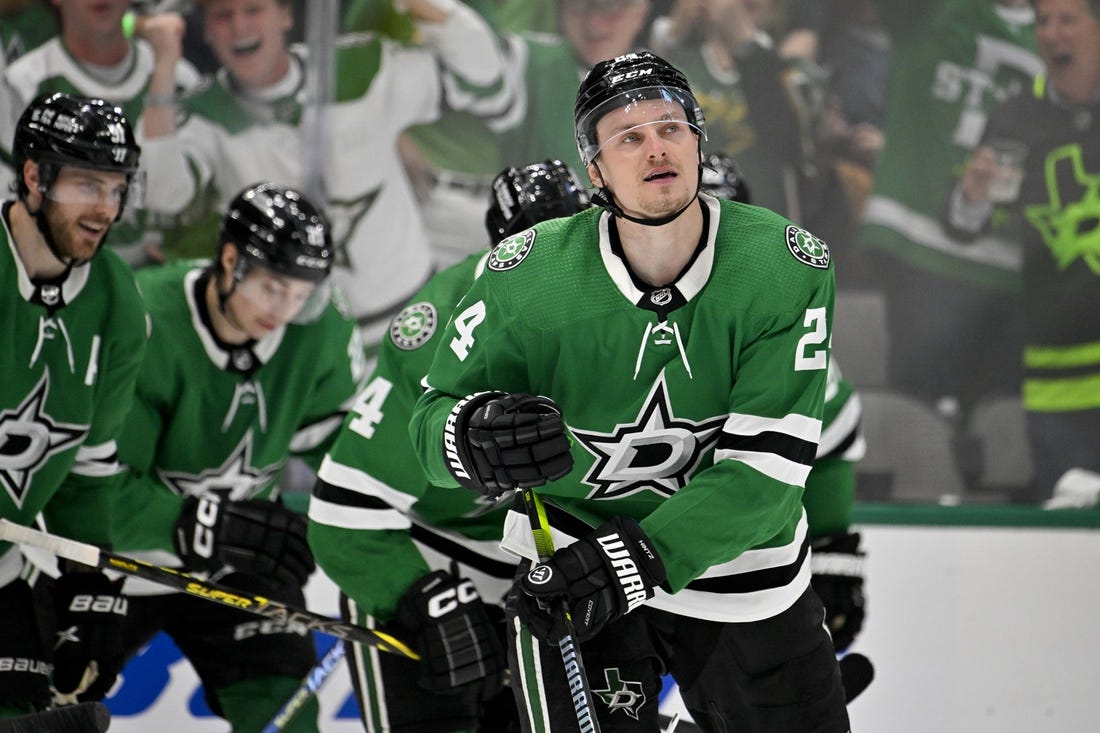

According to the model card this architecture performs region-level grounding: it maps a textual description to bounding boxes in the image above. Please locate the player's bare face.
[591,99,700,218]
[203,0,293,88]
[43,167,126,262]
[228,267,316,338]
[560,0,651,68]
[56,0,130,39]
[1034,0,1100,104]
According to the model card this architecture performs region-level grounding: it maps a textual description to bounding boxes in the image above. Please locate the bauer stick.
[0,519,417,660]
[260,640,346,733]
[518,489,603,733]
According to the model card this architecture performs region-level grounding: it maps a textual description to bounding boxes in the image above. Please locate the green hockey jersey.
[412,196,836,623]
[111,261,366,592]
[309,250,519,620]
[861,0,1041,290]
[0,201,147,557]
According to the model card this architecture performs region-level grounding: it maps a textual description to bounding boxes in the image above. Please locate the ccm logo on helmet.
[427,579,479,618]
[608,68,653,85]
[295,254,328,270]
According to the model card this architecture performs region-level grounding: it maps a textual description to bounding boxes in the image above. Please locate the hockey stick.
[0,701,109,733]
[518,489,603,733]
[839,652,874,702]
[260,641,346,733]
[0,519,417,660]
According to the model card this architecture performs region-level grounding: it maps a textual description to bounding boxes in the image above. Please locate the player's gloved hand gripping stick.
[444,391,602,731]
[0,519,417,660]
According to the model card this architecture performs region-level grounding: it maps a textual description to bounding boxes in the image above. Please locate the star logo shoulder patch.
[389,301,437,351]
[487,229,536,272]
[785,225,830,269]
[572,375,725,500]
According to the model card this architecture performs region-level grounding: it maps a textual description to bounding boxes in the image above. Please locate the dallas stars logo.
[1025,144,1100,274]
[158,431,282,501]
[572,375,724,500]
[785,225,830,269]
[0,374,87,509]
[593,667,647,720]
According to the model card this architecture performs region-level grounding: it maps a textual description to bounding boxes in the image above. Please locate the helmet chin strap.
[215,270,249,336]
[26,197,92,269]
[590,160,704,227]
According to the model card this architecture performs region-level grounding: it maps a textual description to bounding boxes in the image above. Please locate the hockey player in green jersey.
[308,159,591,733]
[109,183,367,732]
[411,51,849,732]
[0,93,146,717]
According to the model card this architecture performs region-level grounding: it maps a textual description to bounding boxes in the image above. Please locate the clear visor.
[233,267,323,323]
[43,166,145,212]
[577,86,706,165]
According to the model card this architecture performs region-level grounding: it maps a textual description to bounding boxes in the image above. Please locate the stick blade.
[839,652,875,703]
[0,702,110,733]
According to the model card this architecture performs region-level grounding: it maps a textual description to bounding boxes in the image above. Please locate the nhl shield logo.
[487,229,536,272]
[390,302,437,351]
[785,225,830,269]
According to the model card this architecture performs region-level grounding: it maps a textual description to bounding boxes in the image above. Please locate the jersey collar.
[597,194,719,312]
[3,200,90,309]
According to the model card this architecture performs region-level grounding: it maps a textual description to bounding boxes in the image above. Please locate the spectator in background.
[814,0,888,272]
[353,0,660,268]
[139,0,511,359]
[858,0,1042,418]
[944,0,1100,505]
[2,0,200,266]
[650,0,848,237]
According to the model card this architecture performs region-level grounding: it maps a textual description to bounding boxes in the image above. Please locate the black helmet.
[485,159,591,241]
[13,92,141,204]
[219,183,333,284]
[574,51,705,166]
[701,153,752,205]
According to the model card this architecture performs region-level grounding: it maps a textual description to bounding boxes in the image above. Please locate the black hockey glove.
[174,493,315,587]
[50,571,128,704]
[394,570,505,699]
[444,392,573,499]
[810,531,866,652]
[517,516,666,644]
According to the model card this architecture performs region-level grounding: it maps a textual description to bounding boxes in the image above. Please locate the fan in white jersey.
[139,0,513,358]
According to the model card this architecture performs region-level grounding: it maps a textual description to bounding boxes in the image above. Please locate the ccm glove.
[50,571,128,703]
[445,392,573,498]
[810,531,866,652]
[394,570,505,698]
[517,516,666,643]
[174,493,315,586]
